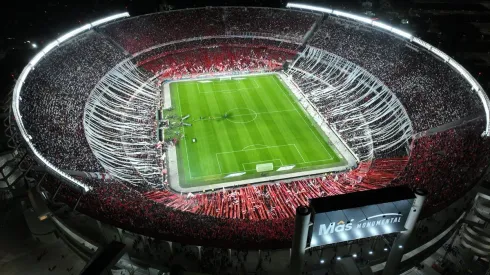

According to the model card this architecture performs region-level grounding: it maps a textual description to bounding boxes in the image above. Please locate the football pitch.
[170,74,349,189]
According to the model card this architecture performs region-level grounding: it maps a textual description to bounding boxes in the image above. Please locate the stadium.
[8,3,490,274]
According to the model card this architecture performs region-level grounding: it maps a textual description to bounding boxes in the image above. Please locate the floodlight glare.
[32,43,37,48]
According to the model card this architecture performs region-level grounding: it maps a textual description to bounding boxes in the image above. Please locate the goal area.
[256,163,274,172]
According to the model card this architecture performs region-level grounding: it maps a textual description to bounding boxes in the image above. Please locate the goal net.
[219,76,232,81]
[256,163,274,172]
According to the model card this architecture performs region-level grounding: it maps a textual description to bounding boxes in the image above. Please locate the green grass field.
[170,74,346,188]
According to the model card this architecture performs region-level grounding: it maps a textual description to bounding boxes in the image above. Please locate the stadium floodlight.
[29,52,46,66]
[16,66,31,85]
[32,43,37,49]
[372,21,392,31]
[372,21,412,40]
[288,2,413,40]
[333,10,372,24]
[431,47,450,62]
[57,24,91,43]
[41,41,59,54]
[390,27,412,39]
[90,12,130,27]
[286,3,333,14]
[411,37,431,50]
[12,12,131,193]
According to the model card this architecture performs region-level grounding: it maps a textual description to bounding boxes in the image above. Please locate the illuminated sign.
[309,186,414,246]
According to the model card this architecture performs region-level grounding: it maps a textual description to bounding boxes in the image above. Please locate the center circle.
[225,108,258,124]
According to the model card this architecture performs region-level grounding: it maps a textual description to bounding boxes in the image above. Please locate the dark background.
[1,0,489,102]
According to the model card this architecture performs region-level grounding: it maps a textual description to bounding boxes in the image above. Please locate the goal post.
[256,163,274,172]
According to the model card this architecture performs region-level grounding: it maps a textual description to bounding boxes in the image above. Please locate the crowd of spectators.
[141,45,295,79]
[37,120,490,248]
[309,17,483,132]
[287,47,412,161]
[145,158,404,220]
[223,7,320,42]
[41,176,293,249]
[134,37,300,66]
[20,31,126,172]
[99,7,319,54]
[17,7,490,249]
[393,120,490,216]
[82,58,165,186]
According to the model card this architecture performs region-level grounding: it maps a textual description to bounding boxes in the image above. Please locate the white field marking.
[179,79,255,94]
[232,109,296,117]
[292,144,306,163]
[177,81,203,92]
[196,81,201,93]
[241,159,284,166]
[241,144,267,150]
[225,108,258,124]
[212,78,259,88]
[225,109,297,124]
[199,86,253,94]
[226,117,257,124]
[251,78,261,89]
[176,85,193,179]
[216,144,296,155]
[196,77,260,94]
[216,154,223,174]
[302,158,334,163]
[214,154,239,176]
[241,159,283,172]
[174,75,337,181]
[216,144,298,174]
[215,143,334,177]
[271,76,333,160]
[193,154,334,181]
[196,109,297,124]
[199,87,254,94]
[189,156,335,181]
